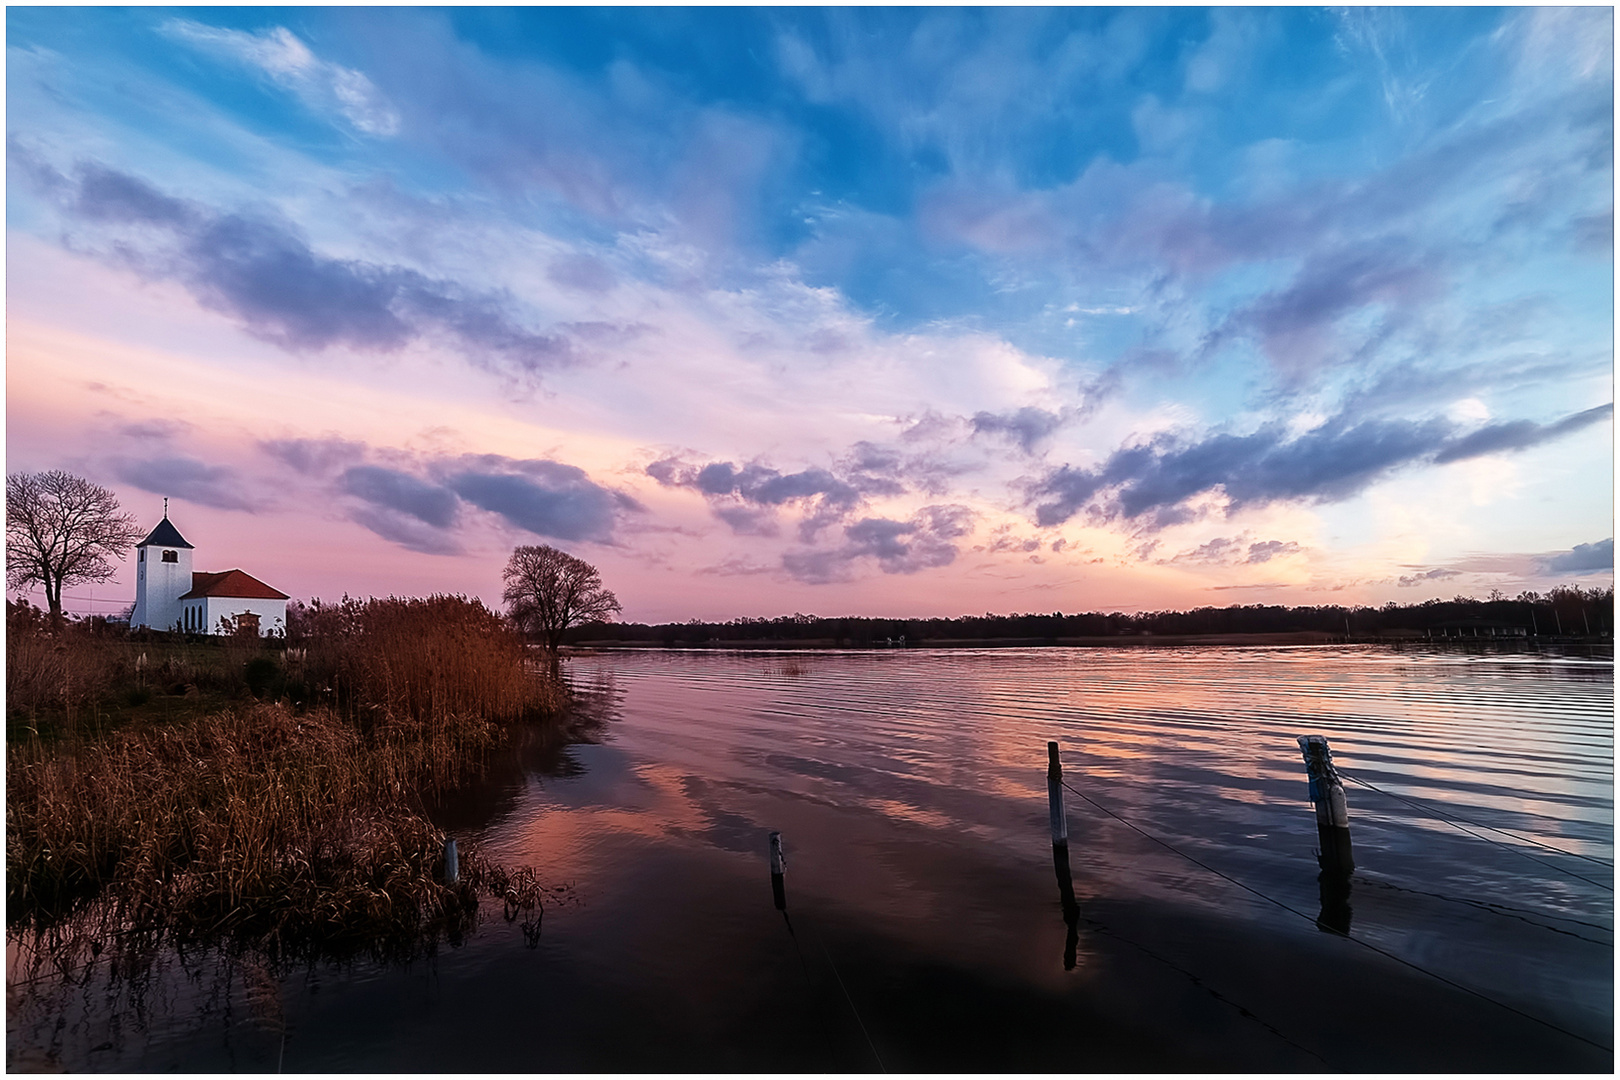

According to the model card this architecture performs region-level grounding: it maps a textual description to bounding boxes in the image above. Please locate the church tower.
[130,505,195,632]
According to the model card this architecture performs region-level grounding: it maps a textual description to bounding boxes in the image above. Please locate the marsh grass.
[290,594,565,724]
[6,602,279,740]
[7,594,563,964]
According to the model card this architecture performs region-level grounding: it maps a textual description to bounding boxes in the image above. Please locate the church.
[128,508,290,636]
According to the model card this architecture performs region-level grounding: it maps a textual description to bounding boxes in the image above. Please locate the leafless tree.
[6,471,144,625]
[502,544,622,655]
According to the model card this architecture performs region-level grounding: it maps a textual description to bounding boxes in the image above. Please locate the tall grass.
[291,594,564,725]
[7,594,561,959]
[6,602,125,724]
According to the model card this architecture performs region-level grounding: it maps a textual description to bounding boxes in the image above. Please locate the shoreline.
[570,632,1614,651]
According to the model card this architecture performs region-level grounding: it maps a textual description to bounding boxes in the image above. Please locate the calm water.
[8,645,1613,1071]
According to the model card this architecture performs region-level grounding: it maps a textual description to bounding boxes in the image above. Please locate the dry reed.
[291,594,564,724]
[7,594,565,959]
[8,704,487,948]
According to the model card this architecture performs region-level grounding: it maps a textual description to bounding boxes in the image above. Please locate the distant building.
[129,510,289,636]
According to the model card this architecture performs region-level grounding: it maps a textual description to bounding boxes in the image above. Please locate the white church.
[129,509,290,637]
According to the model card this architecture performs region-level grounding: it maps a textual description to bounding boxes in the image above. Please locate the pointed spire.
[138,511,194,550]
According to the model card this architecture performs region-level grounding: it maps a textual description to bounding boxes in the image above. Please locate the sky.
[6,6,1613,623]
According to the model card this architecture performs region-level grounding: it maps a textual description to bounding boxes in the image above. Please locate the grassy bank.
[7,595,561,960]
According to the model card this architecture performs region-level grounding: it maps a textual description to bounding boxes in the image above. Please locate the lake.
[7,644,1613,1071]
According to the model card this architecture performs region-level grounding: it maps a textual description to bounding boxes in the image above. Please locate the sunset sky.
[7,7,1613,623]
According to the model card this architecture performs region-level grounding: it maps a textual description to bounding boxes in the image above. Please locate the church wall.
[132,545,194,631]
[199,596,288,637]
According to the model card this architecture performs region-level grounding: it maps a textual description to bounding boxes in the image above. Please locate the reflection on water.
[8,645,1612,1071]
[1051,844,1081,970]
[1316,869,1354,936]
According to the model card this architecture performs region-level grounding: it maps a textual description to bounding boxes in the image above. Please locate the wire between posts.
[1057,776,1611,1054]
[1337,770,1614,890]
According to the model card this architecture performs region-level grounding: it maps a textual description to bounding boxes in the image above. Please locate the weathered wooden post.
[443,836,459,886]
[1047,741,1069,848]
[769,830,787,911]
[1297,735,1353,877]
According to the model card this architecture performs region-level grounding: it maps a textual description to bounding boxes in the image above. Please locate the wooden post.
[1046,743,1079,968]
[443,836,458,886]
[769,830,787,911]
[1297,735,1353,877]
[1047,741,1068,849]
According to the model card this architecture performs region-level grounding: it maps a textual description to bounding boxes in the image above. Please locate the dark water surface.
[8,645,1613,1071]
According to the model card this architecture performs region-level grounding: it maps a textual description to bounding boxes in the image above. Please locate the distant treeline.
[575,585,1614,648]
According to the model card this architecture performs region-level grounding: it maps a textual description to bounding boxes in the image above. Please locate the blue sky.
[6,7,1613,620]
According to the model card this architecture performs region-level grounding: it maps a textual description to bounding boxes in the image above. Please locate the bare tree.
[6,471,144,625]
[502,545,622,655]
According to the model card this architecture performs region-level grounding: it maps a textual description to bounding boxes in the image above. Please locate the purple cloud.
[1433,404,1612,464]
[971,407,1065,453]
[339,465,459,528]
[24,159,574,377]
[1246,540,1300,564]
[1033,403,1612,528]
[260,437,368,476]
[1542,538,1613,575]
[449,458,630,543]
[783,504,976,583]
[1397,567,1461,588]
[113,455,256,512]
[648,453,869,539]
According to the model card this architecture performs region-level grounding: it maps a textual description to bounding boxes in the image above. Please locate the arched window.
[161,550,178,563]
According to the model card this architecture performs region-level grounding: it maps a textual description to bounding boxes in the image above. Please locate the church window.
[138,549,145,563]
[162,550,178,563]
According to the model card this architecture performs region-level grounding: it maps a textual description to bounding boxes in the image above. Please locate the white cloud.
[161,20,400,137]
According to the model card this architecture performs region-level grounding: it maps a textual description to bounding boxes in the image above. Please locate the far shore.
[570,631,1613,650]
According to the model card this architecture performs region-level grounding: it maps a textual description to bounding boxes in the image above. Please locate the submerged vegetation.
[6,594,564,964]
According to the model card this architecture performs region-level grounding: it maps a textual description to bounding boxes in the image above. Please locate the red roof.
[179,569,290,601]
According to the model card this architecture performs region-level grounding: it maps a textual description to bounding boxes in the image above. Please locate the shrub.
[243,655,279,698]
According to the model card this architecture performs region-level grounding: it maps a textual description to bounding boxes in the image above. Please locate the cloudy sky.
[7,7,1613,622]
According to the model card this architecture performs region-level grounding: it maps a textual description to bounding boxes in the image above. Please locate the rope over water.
[1337,769,1614,890]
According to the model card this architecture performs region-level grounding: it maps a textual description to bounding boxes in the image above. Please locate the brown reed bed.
[291,593,565,725]
[7,594,563,962]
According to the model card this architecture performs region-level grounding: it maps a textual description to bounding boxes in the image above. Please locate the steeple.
[137,513,194,550]
[131,505,196,632]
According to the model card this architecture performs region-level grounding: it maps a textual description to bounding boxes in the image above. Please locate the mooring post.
[1297,735,1353,877]
[443,836,459,886]
[1047,741,1069,849]
[768,830,787,911]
